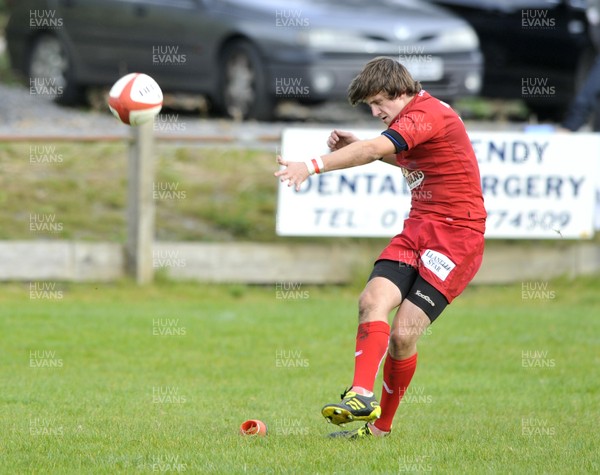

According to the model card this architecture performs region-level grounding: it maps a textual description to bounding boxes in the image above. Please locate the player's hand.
[274,155,310,192]
[327,129,359,151]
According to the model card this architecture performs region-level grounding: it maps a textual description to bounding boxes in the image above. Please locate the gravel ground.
[0,82,373,141]
[0,81,528,145]
[0,83,125,137]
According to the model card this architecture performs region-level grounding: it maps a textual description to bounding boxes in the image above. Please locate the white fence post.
[126,121,155,284]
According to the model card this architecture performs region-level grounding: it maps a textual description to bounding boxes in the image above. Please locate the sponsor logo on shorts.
[415,290,435,307]
[421,249,456,281]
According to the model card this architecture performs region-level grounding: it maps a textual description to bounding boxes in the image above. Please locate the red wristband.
[311,158,321,174]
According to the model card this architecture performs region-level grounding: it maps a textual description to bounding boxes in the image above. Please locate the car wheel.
[28,33,82,104]
[217,40,275,121]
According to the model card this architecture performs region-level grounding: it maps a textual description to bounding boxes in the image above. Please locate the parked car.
[5,0,482,120]
[427,0,595,120]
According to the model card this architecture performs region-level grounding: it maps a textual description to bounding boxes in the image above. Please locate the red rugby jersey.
[382,90,486,234]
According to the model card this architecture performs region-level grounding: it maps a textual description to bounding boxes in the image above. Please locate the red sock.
[351,321,390,393]
[375,352,418,432]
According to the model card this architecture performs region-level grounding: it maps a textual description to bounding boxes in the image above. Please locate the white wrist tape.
[305,156,325,175]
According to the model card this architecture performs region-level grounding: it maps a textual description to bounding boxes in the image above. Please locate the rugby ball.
[108,73,163,126]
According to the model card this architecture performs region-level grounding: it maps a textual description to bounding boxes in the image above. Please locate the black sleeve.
[381,129,408,153]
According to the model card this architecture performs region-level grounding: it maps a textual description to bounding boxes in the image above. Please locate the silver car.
[6,0,483,120]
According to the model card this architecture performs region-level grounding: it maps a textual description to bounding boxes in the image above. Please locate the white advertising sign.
[276,129,599,239]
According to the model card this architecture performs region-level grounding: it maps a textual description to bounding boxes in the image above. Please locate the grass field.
[0,142,280,242]
[1,275,599,474]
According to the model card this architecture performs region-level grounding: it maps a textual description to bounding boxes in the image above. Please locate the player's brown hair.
[348,56,422,105]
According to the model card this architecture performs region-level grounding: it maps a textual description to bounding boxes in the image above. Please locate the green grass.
[0,141,130,241]
[0,143,279,242]
[152,146,278,242]
[1,276,599,474]
[0,140,393,249]
[455,97,529,122]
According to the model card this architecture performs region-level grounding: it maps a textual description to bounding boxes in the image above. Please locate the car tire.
[28,33,82,105]
[216,40,275,121]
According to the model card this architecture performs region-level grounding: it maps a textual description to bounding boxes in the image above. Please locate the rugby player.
[275,57,487,438]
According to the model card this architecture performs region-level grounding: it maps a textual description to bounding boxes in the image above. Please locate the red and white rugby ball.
[108,73,163,126]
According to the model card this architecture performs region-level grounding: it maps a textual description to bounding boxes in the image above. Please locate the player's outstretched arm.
[275,135,395,191]
[328,130,399,167]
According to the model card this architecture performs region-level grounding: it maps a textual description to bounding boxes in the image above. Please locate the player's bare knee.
[388,328,419,355]
[358,273,404,323]
[357,288,380,323]
[358,286,395,323]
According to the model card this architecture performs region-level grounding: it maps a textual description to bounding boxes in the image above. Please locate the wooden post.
[126,121,155,284]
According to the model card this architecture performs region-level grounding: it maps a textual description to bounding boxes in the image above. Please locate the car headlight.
[465,72,482,94]
[435,28,479,52]
[587,6,600,25]
[298,29,385,53]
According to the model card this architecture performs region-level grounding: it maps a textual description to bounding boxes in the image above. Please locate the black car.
[5,0,483,120]
[428,0,594,119]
